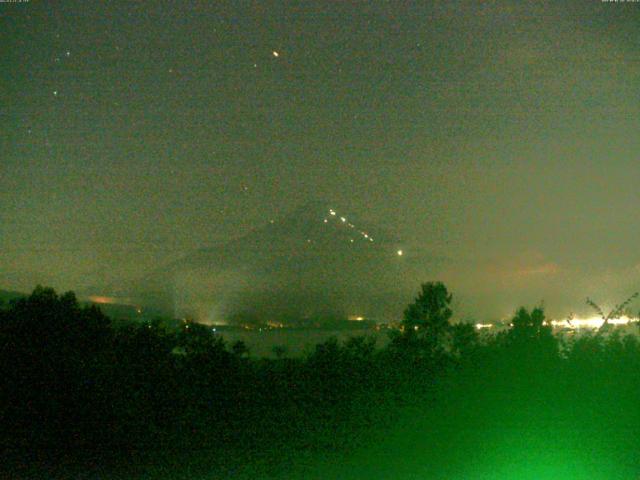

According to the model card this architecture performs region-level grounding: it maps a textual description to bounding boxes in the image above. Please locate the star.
[53,90,59,96]
[65,51,71,57]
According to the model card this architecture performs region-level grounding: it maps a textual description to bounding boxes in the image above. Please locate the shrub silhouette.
[2,283,640,479]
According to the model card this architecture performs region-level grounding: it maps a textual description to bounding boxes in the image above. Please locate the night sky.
[3,1,640,319]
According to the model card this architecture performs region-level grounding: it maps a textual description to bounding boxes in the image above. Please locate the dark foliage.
[1,284,640,479]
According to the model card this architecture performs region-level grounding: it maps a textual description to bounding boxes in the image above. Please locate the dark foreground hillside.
[1,285,640,479]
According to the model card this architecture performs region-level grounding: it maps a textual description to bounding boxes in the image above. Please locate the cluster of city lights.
[474,323,493,330]
[550,315,635,329]
[474,315,637,331]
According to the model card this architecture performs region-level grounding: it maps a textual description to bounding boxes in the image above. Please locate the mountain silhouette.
[104,200,444,324]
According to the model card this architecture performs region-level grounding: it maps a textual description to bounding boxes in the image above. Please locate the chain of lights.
[326,209,375,243]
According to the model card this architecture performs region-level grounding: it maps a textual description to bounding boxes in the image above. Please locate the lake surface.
[214,328,392,358]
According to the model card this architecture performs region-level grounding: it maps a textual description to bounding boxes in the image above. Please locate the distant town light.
[475,323,493,330]
[397,249,403,256]
[550,316,635,329]
[472,316,638,331]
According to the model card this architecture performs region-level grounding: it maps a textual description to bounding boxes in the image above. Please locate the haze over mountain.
[100,200,444,324]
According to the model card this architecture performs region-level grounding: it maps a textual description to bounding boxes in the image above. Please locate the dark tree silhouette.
[505,306,558,361]
[403,282,452,334]
[4,282,640,480]
[272,344,288,359]
[0,286,113,450]
[449,322,479,358]
[231,340,250,357]
[586,292,638,331]
[510,306,547,338]
[399,281,453,356]
[177,321,227,357]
